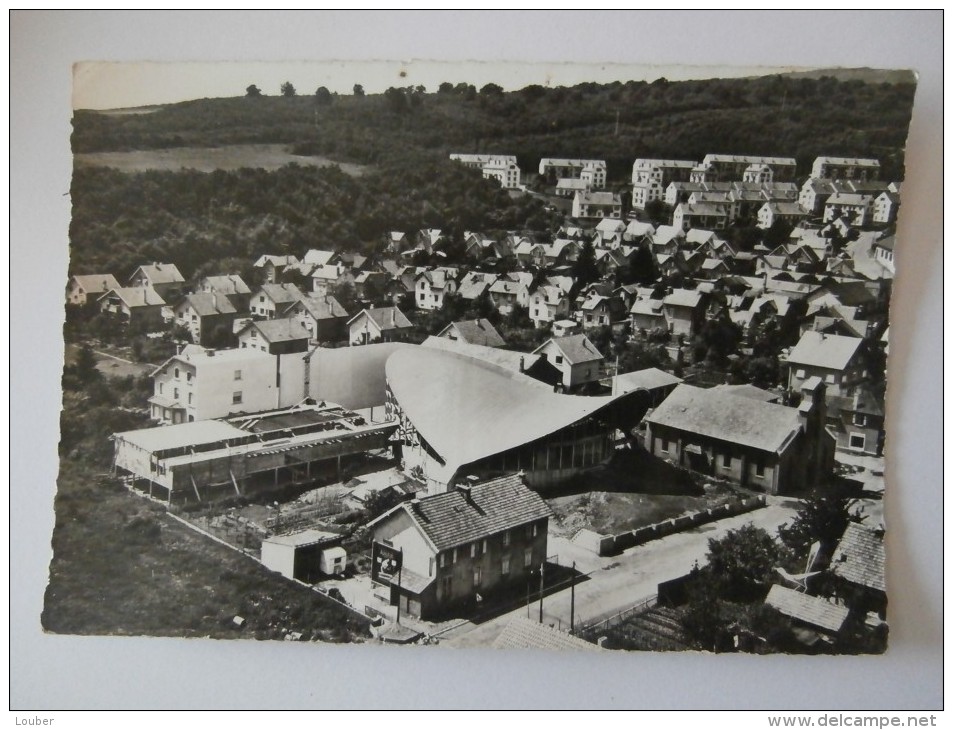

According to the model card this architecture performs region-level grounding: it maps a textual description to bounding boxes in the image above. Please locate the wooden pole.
[570,561,576,634]
[538,562,545,623]
[396,547,403,625]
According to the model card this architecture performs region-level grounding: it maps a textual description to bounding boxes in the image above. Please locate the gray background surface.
[10,10,943,710]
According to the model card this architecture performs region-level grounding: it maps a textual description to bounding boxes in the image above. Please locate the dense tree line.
[68,156,559,279]
[74,74,916,180]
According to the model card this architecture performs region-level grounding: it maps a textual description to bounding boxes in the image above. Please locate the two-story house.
[785,331,866,398]
[98,286,166,329]
[66,274,121,307]
[195,274,252,312]
[368,474,553,620]
[532,334,605,391]
[283,294,350,344]
[437,319,506,348]
[127,263,186,302]
[173,292,239,347]
[348,306,414,346]
[249,283,305,319]
[237,318,312,355]
[662,289,706,338]
[415,268,459,311]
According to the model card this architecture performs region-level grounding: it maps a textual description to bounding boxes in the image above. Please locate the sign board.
[371,541,402,584]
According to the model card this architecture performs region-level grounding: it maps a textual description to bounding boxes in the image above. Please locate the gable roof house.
[758,201,808,230]
[529,285,571,328]
[128,263,186,301]
[644,378,835,495]
[67,273,121,307]
[823,193,875,227]
[662,288,706,337]
[253,254,300,283]
[310,261,353,297]
[630,296,667,334]
[829,522,887,618]
[784,331,866,398]
[237,318,312,356]
[572,191,622,220]
[249,283,305,319]
[532,334,605,391]
[489,278,531,316]
[368,474,553,620]
[173,292,239,347]
[195,274,252,312]
[98,286,166,329]
[415,268,460,311]
[348,306,414,346]
[579,293,626,329]
[283,294,350,344]
[437,319,506,348]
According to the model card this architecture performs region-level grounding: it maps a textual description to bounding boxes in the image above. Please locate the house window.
[660,438,669,454]
[241,342,247,348]
[439,553,447,568]
[524,548,533,568]
[503,530,511,547]
[721,453,731,469]
[188,393,193,404]
[159,383,164,395]
[232,391,242,404]
[532,523,539,538]
[853,413,867,427]
[186,372,192,382]
[755,460,765,477]
[473,568,482,587]
[174,368,180,379]
[470,543,478,558]
[234,370,242,381]
[452,548,458,564]
[825,374,837,384]
[482,539,488,554]
[554,355,563,365]
[429,557,435,577]
[849,433,866,451]
[251,330,257,338]
[501,555,510,575]
[173,388,179,400]
[259,295,265,303]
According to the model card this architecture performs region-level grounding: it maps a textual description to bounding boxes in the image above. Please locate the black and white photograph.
[12,10,943,712]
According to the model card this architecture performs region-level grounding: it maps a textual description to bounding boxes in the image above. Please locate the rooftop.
[613,367,682,393]
[646,384,802,453]
[538,334,604,364]
[765,584,850,634]
[493,616,602,652]
[382,473,553,552]
[830,522,886,593]
[786,331,864,371]
[440,319,506,348]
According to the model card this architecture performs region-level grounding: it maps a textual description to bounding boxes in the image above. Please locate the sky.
[73,59,807,110]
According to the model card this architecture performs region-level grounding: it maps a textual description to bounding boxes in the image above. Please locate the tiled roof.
[786,331,864,371]
[398,474,553,552]
[351,306,413,330]
[133,263,185,285]
[200,275,251,296]
[244,318,311,343]
[291,294,349,320]
[443,319,505,348]
[545,334,604,364]
[103,286,166,307]
[259,283,305,305]
[493,617,602,652]
[178,292,237,316]
[765,585,850,634]
[72,274,120,293]
[646,384,801,453]
[830,523,886,593]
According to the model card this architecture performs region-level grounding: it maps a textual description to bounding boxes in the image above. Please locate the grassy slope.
[43,459,370,642]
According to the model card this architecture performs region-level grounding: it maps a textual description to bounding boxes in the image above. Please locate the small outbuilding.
[260,529,343,583]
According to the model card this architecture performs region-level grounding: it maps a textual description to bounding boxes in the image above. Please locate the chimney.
[519,356,525,373]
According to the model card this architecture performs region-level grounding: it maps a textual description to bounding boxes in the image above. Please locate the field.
[74,143,368,175]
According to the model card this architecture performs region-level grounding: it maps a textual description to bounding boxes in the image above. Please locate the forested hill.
[74,74,917,180]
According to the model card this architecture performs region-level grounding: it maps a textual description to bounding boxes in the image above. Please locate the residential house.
[823,193,875,227]
[785,331,866,398]
[594,218,627,248]
[237,318,312,355]
[624,219,656,243]
[798,178,838,216]
[367,474,552,620]
[529,285,571,328]
[872,191,901,225]
[415,268,459,311]
[66,274,120,307]
[173,293,239,347]
[672,202,729,232]
[482,158,522,189]
[611,367,682,405]
[871,235,895,275]
[348,306,414,346]
[195,274,252,312]
[128,262,186,301]
[532,334,605,391]
[555,177,590,198]
[651,224,685,255]
[352,271,390,303]
[764,585,850,640]
[811,156,881,181]
[98,286,166,329]
[385,231,411,254]
[757,201,808,229]
[457,271,498,302]
[631,158,696,187]
[310,261,353,297]
[644,378,835,495]
[301,249,339,268]
[253,254,299,283]
[416,228,445,253]
[829,523,886,618]
[827,386,885,456]
[437,319,506,348]
[284,294,350,344]
[489,277,532,316]
[696,257,731,281]
[696,154,798,183]
[630,297,667,334]
[662,288,706,337]
[572,191,622,220]
[249,283,305,319]
[579,293,625,329]
[539,158,606,188]
[688,191,739,223]
[742,163,774,184]
[665,181,707,207]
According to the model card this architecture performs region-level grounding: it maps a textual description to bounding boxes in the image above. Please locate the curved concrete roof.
[385,347,619,477]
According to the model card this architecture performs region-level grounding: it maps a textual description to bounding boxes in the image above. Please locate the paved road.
[440,498,801,648]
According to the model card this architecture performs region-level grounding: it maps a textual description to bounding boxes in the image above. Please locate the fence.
[577,593,658,637]
[593,494,767,556]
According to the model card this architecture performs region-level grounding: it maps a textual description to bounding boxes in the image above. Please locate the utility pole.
[570,561,576,634]
[538,562,545,623]
[395,548,403,625]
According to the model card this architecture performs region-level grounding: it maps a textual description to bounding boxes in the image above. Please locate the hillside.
[73,74,917,181]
